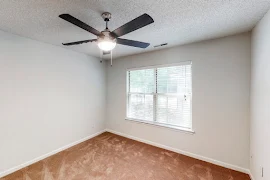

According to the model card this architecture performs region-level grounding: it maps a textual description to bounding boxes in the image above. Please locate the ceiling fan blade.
[62,39,97,46]
[117,38,150,48]
[111,14,154,38]
[59,14,100,36]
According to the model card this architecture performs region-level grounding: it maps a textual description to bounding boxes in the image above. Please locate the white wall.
[0,30,106,176]
[106,33,251,171]
[250,9,270,180]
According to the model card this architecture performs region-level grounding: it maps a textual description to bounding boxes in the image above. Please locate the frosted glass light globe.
[98,38,116,51]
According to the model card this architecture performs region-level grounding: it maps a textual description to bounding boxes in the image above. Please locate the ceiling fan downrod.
[102,12,111,30]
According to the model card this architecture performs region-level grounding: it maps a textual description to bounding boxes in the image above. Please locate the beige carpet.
[1,132,250,180]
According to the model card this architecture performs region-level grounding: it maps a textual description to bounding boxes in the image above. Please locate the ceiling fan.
[59,12,154,56]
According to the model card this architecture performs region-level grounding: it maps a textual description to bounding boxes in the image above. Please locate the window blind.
[128,69,154,121]
[127,63,192,130]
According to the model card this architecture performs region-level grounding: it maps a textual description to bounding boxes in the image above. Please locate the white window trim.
[125,118,195,134]
[127,61,191,71]
[125,62,194,133]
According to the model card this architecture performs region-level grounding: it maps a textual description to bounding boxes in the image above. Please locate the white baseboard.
[0,130,106,178]
[0,129,251,178]
[248,170,255,180]
[106,129,250,175]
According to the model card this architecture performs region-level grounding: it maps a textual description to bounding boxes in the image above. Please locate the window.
[126,62,192,132]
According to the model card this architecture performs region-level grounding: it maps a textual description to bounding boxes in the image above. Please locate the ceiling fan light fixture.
[98,39,116,51]
[97,31,116,51]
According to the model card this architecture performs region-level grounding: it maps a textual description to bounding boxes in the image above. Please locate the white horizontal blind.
[128,69,154,121]
[127,63,192,129]
[128,94,153,121]
[156,65,192,128]
[129,69,155,93]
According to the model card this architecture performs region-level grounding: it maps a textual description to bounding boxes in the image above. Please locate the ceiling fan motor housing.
[99,31,116,41]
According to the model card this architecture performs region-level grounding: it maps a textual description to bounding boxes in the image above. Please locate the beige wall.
[0,29,252,177]
[106,33,251,171]
[250,9,270,180]
[0,30,106,177]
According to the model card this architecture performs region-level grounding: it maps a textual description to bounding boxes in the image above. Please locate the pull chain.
[100,50,103,63]
[110,50,113,66]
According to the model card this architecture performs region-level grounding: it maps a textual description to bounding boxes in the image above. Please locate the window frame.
[125,61,194,134]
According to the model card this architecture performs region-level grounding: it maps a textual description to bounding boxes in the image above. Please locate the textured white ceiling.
[0,0,270,59]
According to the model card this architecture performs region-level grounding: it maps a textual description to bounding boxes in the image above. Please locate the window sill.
[125,118,195,134]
